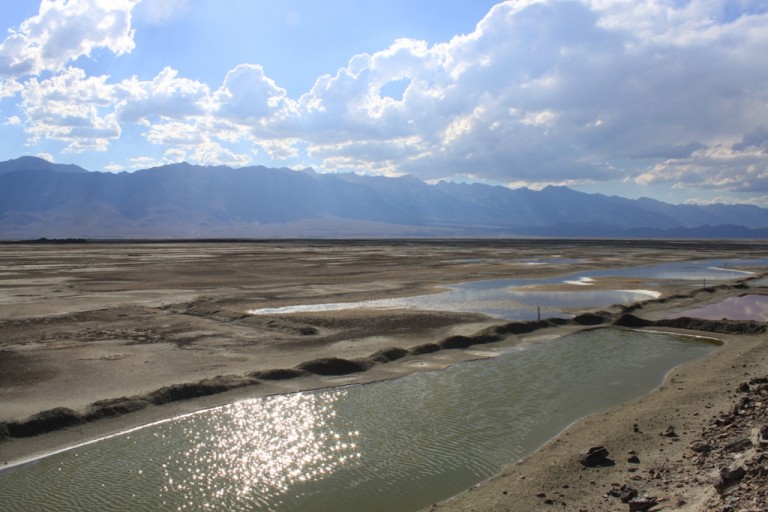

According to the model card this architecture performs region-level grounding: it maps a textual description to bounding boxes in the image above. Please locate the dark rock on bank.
[608,484,639,503]
[723,437,752,453]
[714,465,747,494]
[660,426,678,438]
[578,446,610,467]
[628,496,659,511]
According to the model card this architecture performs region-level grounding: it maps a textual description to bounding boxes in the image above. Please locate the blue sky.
[1,0,768,206]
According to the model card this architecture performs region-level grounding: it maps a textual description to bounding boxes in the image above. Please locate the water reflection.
[248,260,757,320]
[672,294,768,321]
[161,392,360,509]
[0,330,716,512]
[247,286,658,320]
[584,261,754,281]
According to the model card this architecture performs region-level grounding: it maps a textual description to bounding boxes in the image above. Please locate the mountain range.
[2,156,768,239]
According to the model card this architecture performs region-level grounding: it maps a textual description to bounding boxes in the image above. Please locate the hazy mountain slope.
[0,156,88,175]
[1,157,767,239]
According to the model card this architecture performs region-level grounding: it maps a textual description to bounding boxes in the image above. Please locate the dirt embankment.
[2,280,763,442]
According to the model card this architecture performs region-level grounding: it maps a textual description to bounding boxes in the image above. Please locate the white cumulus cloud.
[116,67,211,123]
[4,0,768,194]
[0,0,139,78]
[20,66,119,152]
[255,0,768,190]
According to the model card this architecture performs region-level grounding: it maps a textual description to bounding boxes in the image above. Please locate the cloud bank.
[1,0,767,201]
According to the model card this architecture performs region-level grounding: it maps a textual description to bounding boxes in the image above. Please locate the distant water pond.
[583,259,759,281]
[250,260,757,320]
[672,294,768,321]
[0,329,716,512]
[249,284,658,320]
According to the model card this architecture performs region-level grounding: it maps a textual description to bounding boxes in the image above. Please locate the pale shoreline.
[1,240,766,511]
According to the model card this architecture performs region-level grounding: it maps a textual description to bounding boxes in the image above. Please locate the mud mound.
[371,347,409,363]
[249,368,308,380]
[409,343,440,354]
[613,313,766,335]
[6,407,85,438]
[657,317,767,335]
[613,313,654,328]
[572,312,611,326]
[296,357,374,376]
[85,396,150,420]
[493,319,564,335]
[147,375,257,405]
[439,333,501,349]
[239,317,319,336]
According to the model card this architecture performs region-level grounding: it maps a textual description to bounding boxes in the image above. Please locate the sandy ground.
[1,239,767,510]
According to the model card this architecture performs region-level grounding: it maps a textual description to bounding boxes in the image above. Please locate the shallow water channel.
[0,329,716,512]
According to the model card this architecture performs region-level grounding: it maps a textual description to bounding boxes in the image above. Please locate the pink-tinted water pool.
[672,294,768,321]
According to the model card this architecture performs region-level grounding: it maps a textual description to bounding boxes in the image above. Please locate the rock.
[714,465,747,494]
[628,496,658,511]
[723,437,752,453]
[628,454,641,464]
[758,425,768,446]
[619,485,639,503]
[661,426,678,438]
[579,446,610,467]
[690,440,712,454]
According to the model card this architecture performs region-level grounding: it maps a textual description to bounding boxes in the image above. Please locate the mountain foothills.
[1,156,768,239]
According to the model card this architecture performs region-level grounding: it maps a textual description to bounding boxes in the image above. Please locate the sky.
[1,0,768,206]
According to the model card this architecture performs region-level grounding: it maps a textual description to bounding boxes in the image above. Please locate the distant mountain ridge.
[0,156,89,175]
[1,156,767,239]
